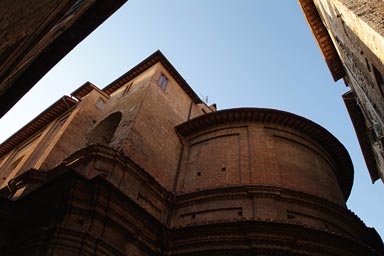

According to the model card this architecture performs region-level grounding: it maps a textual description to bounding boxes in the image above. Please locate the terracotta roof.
[71,81,109,99]
[298,0,345,81]
[176,107,354,200]
[0,96,77,158]
[103,50,203,104]
[343,91,379,182]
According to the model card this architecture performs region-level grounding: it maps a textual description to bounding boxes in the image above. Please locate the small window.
[95,97,106,109]
[365,58,371,72]
[158,73,168,91]
[373,65,384,97]
[122,82,133,96]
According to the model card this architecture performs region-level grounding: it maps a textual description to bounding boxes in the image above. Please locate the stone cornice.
[165,219,381,255]
[173,185,367,235]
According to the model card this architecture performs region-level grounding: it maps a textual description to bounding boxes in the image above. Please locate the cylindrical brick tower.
[167,108,383,255]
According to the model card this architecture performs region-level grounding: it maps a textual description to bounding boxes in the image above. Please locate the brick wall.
[314,0,384,180]
[121,64,208,190]
[177,122,345,205]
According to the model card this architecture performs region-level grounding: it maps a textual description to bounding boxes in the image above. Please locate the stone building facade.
[298,0,384,183]
[0,51,383,255]
[0,0,128,118]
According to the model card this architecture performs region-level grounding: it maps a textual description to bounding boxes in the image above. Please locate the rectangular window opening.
[373,65,384,97]
[95,97,106,109]
[158,73,168,91]
[122,82,133,96]
[365,58,371,72]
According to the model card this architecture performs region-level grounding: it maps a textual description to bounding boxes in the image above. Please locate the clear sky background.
[1,0,383,237]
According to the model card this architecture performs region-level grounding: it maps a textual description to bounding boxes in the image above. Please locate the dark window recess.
[191,214,196,219]
[158,73,168,90]
[365,58,371,72]
[369,127,376,140]
[287,214,295,219]
[238,210,243,216]
[221,167,226,171]
[196,171,201,176]
[373,65,384,97]
[123,82,133,96]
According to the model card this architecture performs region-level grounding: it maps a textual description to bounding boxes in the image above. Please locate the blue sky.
[1,0,383,237]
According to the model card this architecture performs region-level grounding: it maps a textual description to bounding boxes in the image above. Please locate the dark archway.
[87,112,122,145]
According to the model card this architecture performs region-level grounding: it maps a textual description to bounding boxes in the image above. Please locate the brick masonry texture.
[0,0,127,117]
[300,0,384,182]
[0,51,382,255]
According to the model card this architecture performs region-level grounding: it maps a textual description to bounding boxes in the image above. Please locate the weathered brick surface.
[0,0,64,53]
[171,115,358,243]
[306,0,384,181]
[0,53,382,255]
[180,126,244,191]
[268,126,345,204]
[177,122,344,205]
[120,63,210,190]
[315,0,384,115]
[40,91,107,170]
[0,0,128,117]
[338,0,384,37]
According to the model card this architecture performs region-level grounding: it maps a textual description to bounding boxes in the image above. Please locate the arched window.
[87,112,122,145]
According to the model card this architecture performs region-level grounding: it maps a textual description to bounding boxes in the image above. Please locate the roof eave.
[342,91,380,182]
[103,50,203,104]
[297,0,345,81]
[0,96,77,158]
